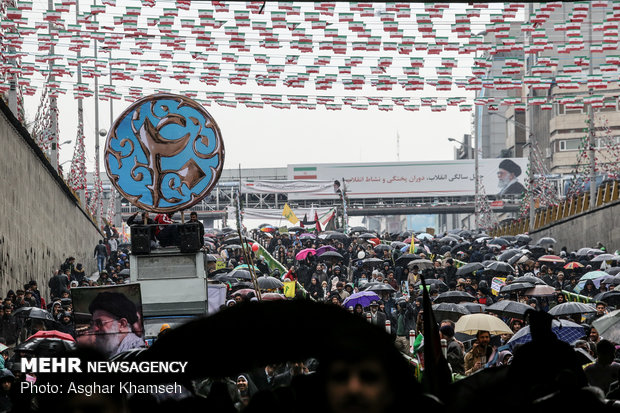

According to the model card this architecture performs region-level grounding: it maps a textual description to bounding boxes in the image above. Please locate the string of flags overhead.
[1,1,620,112]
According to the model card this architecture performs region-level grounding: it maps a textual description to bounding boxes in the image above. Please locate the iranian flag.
[293,166,317,180]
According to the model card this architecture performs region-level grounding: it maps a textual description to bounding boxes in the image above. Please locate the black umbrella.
[366,284,396,293]
[433,291,477,304]
[601,275,620,286]
[484,261,515,274]
[319,251,344,261]
[325,232,348,241]
[374,244,392,253]
[458,230,473,239]
[498,249,521,262]
[548,302,596,317]
[391,241,407,249]
[227,268,254,280]
[536,237,557,245]
[257,276,284,290]
[359,233,378,240]
[508,253,526,265]
[223,244,243,250]
[606,267,620,276]
[16,337,76,355]
[451,242,471,254]
[415,279,447,292]
[439,236,459,244]
[594,291,620,306]
[499,235,516,243]
[222,236,255,245]
[488,238,509,246]
[288,226,304,233]
[513,275,547,285]
[362,257,384,265]
[500,282,535,293]
[229,282,254,292]
[433,303,470,322]
[13,307,55,322]
[485,300,533,318]
[395,254,420,266]
[119,268,130,276]
[456,262,484,276]
[349,226,368,233]
[461,302,486,314]
[214,274,239,283]
[515,234,532,244]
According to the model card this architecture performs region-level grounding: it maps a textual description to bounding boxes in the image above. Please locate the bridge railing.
[490,180,620,236]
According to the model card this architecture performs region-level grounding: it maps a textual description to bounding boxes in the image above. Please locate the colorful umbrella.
[296,248,317,260]
[507,319,585,349]
[316,245,337,256]
[564,262,584,270]
[538,255,565,263]
[343,291,381,309]
[28,330,76,342]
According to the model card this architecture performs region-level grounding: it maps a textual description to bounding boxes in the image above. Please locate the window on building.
[558,139,582,151]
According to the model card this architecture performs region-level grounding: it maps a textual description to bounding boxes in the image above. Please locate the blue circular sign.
[105,93,224,213]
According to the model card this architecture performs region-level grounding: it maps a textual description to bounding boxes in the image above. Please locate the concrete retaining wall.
[530,200,620,253]
[0,100,102,302]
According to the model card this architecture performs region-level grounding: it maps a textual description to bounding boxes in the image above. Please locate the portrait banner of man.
[72,284,145,358]
[497,159,526,196]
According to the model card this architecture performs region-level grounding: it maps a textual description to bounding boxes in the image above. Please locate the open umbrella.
[391,241,407,249]
[607,267,620,276]
[16,337,76,355]
[373,244,392,253]
[591,254,620,262]
[484,262,515,274]
[417,233,434,241]
[233,288,257,297]
[433,303,470,322]
[564,262,584,270]
[318,251,344,261]
[366,284,396,293]
[461,302,486,314]
[257,276,284,290]
[227,268,253,280]
[234,264,260,272]
[548,302,596,317]
[358,233,378,240]
[12,307,55,322]
[454,313,513,335]
[456,262,484,276]
[223,244,243,250]
[439,236,459,244]
[500,282,535,293]
[316,245,337,256]
[595,291,620,306]
[349,226,368,233]
[485,300,532,318]
[28,330,76,342]
[536,237,557,245]
[362,257,384,266]
[343,291,381,309]
[325,232,348,241]
[516,234,532,244]
[523,285,556,296]
[408,259,433,270]
[507,319,585,349]
[592,309,620,343]
[299,233,316,240]
[579,270,609,282]
[513,274,547,285]
[434,291,477,304]
[296,248,317,260]
[488,238,510,247]
[395,254,420,266]
[261,293,286,301]
[119,268,130,276]
[538,255,565,263]
[498,249,521,262]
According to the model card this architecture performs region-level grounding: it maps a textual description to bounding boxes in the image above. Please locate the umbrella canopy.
[513,274,547,285]
[119,268,130,276]
[456,262,484,276]
[439,236,459,244]
[358,233,378,240]
[523,285,556,296]
[325,232,348,241]
[488,238,510,246]
[373,244,392,253]
[222,236,256,245]
[591,254,620,262]
[257,276,284,290]
[296,248,317,261]
[548,302,596,317]
[433,303,470,322]
[579,270,609,282]
[564,262,584,270]
[318,251,344,261]
[233,288,257,297]
[408,259,433,270]
[454,313,513,335]
[16,337,76,355]
[434,291,477,304]
[234,264,260,272]
[261,293,287,301]
[391,241,407,249]
[485,300,533,318]
[607,267,620,276]
[349,226,368,233]
[595,291,620,306]
[28,330,76,342]
[497,249,521,262]
[500,282,535,293]
[538,255,565,263]
[508,254,526,266]
[316,245,337,256]
[343,291,381,309]
[593,309,620,343]
[288,226,304,233]
[484,261,515,274]
[223,244,243,250]
[299,233,317,240]
[12,307,55,321]
[417,233,434,241]
[536,237,557,245]
[227,268,254,281]
[516,234,532,244]
[395,254,420,266]
[366,284,396,293]
[451,242,471,254]
[461,302,486,314]
[362,257,384,266]
[507,319,585,349]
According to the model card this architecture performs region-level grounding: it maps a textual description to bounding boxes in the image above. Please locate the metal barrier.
[491,180,620,236]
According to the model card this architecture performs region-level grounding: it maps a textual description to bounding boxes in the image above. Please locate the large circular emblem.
[105,94,224,213]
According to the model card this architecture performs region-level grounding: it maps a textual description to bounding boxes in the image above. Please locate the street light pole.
[588,3,597,209]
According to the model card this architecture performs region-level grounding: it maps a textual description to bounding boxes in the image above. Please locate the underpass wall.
[530,200,620,253]
[0,101,102,302]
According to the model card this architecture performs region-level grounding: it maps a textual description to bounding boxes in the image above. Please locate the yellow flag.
[283,281,296,298]
[282,203,299,224]
[409,237,415,254]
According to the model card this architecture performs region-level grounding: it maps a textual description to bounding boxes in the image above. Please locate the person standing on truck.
[127,210,158,248]
[189,211,205,247]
